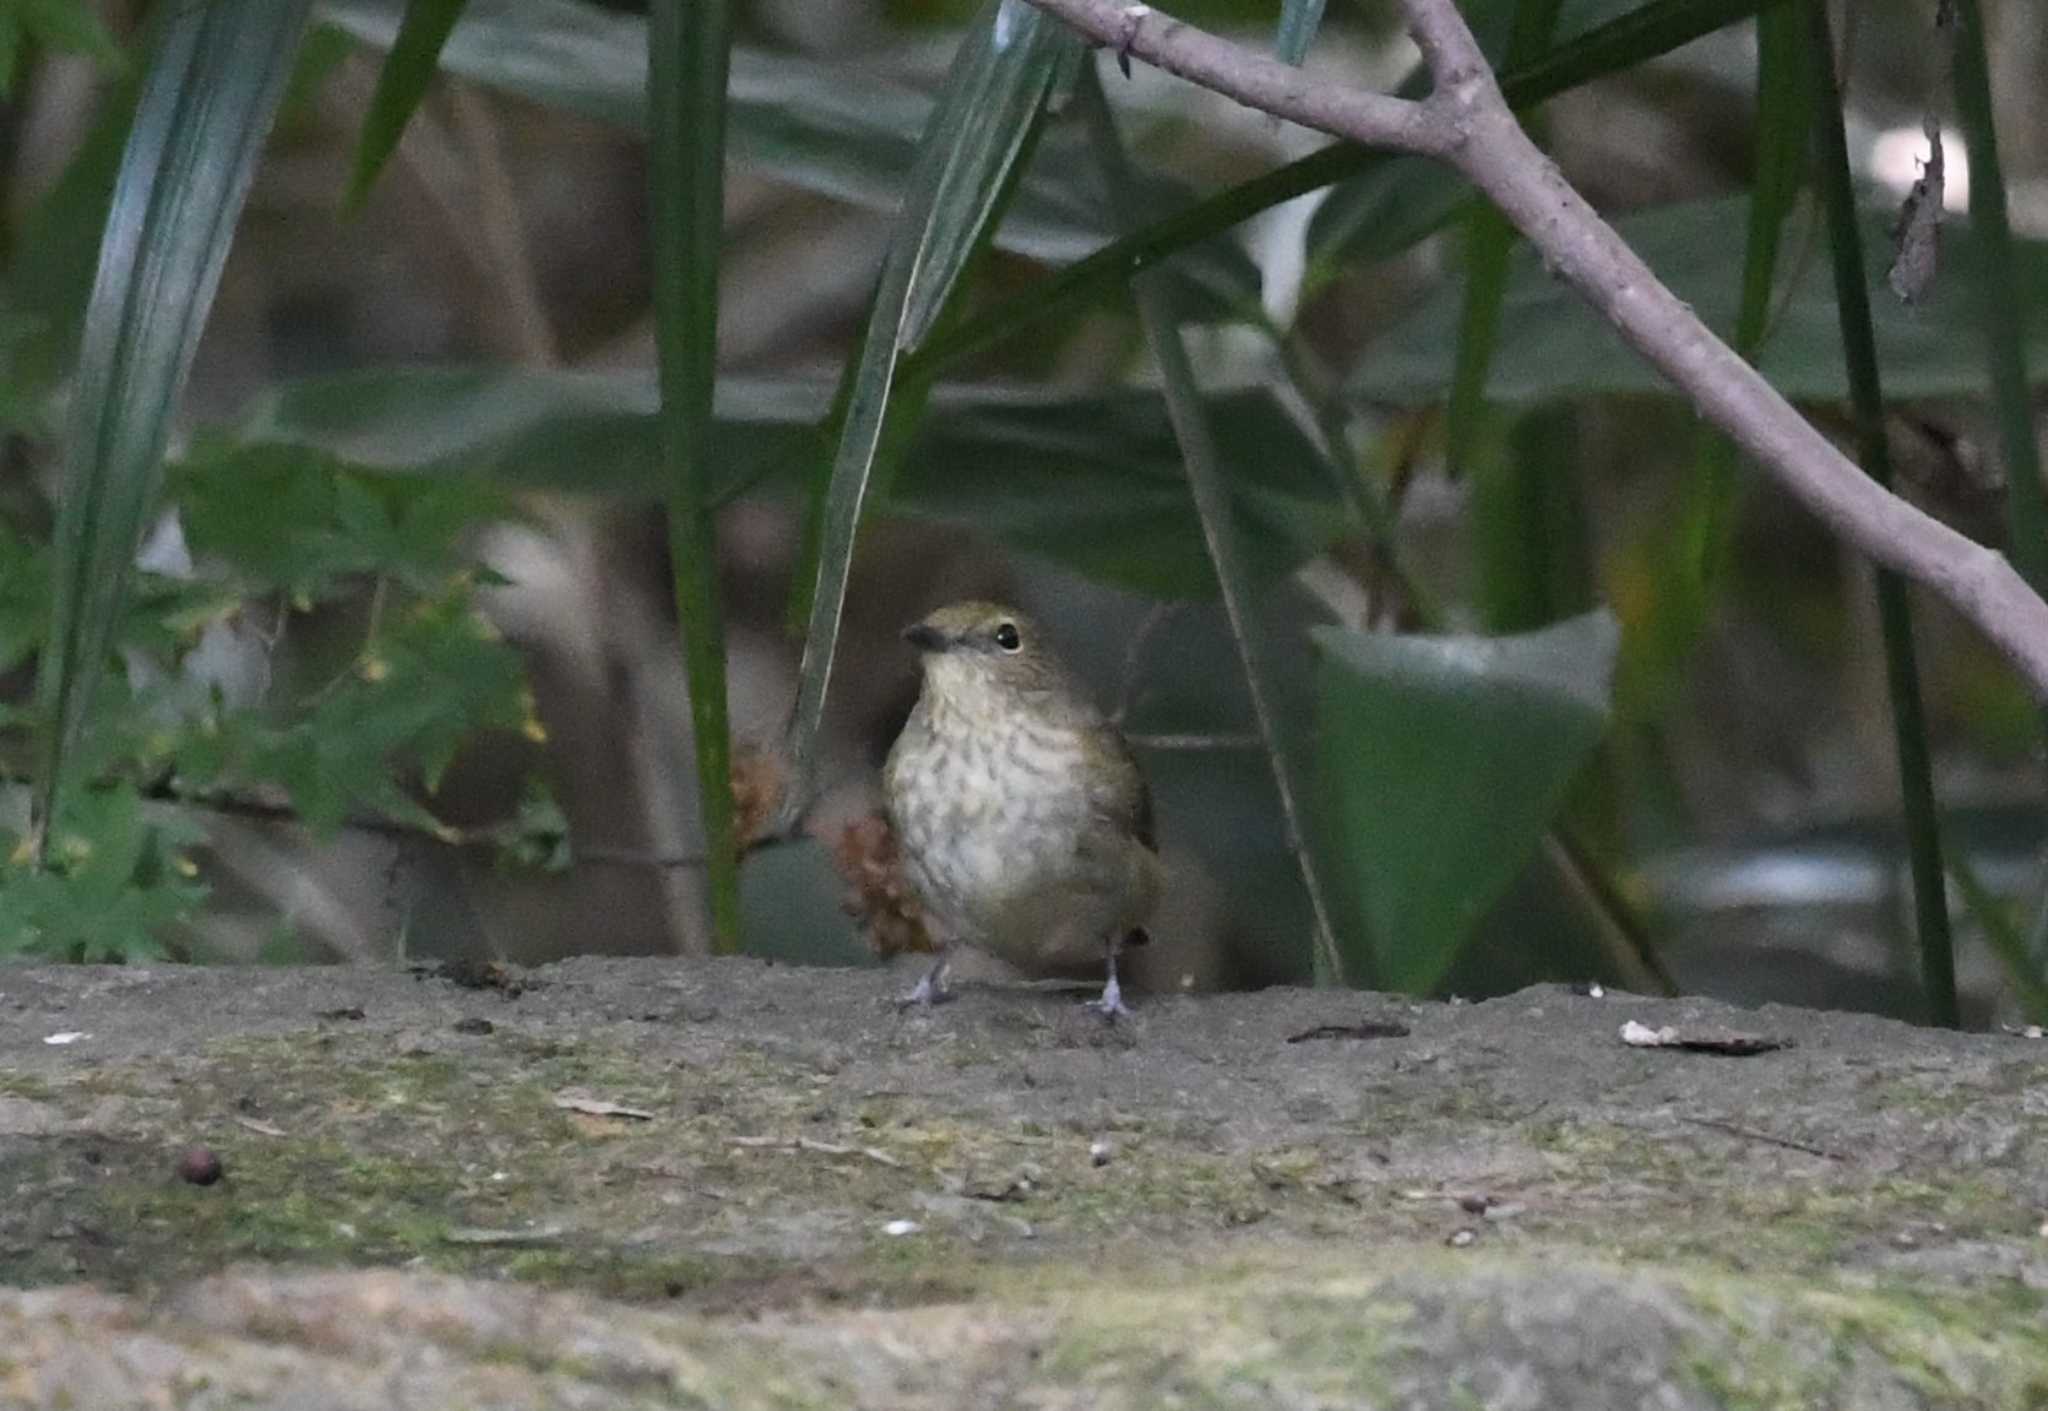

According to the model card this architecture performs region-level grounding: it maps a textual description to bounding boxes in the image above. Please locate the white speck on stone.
[883,1219,922,1237]
[1587,982,1605,998]
[1089,1139,1112,1167]
[42,1032,86,1046]
[1621,1020,1677,1047]
[491,1171,508,1182]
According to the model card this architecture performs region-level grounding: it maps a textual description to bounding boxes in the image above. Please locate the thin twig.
[1018,0,2048,703]
[1677,1114,1847,1162]
[730,1135,904,1168]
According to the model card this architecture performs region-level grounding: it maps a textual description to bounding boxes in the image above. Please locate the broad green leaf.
[207,368,1346,599]
[649,0,741,950]
[1349,196,2048,405]
[32,0,311,847]
[344,0,469,210]
[315,0,1252,300]
[1313,611,1619,994]
[779,0,1080,823]
[1803,0,1952,1026]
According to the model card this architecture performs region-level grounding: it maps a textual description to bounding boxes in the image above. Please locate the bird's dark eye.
[993,622,1021,652]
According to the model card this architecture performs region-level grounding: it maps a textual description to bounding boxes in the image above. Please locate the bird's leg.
[1086,934,1135,1020]
[897,953,953,1009]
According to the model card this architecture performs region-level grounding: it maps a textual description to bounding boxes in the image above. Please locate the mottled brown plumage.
[883,602,1162,1014]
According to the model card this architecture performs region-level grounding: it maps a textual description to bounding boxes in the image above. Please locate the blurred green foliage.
[0,0,2041,1019]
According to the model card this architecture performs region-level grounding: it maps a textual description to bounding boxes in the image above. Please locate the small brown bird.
[884,601,1161,1016]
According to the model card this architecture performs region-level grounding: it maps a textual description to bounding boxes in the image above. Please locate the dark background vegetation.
[2,0,2045,1027]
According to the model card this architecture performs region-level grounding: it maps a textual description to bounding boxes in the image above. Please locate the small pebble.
[1457,1193,1492,1215]
[1089,1139,1113,1167]
[453,1017,494,1036]
[882,1219,921,1237]
[177,1146,224,1187]
[1446,1228,1476,1248]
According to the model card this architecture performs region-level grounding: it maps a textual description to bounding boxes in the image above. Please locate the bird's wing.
[1084,721,1157,853]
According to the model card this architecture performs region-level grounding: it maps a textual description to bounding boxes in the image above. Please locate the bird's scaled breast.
[887,716,1094,917]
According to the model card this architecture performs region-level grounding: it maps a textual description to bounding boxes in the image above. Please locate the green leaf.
[1313,611,1619,994]
[931,0,1786,387]
[1949,0,2048,601]
[206,367,1346,599]
[5,33,143,395]
[32,0,312,850]
[1077,64,1348,984]
[779,0,1079,822]
[315,0,1245,288]
[1444,0,1567,477]
[1802,0,1953,1026]
[0,782,207,962]
[1274,0,1328,65]
[171,441,508,600]
[343,0,469,210]
[1349,195,2048,405]
[1473,405,1592,633]
[1623,0,1805,711]
[1306,0,1780,278]
[649,0,741,950]
[15,0,124,72]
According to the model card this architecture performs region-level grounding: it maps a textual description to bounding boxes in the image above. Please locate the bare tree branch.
[1020,0,2048,700]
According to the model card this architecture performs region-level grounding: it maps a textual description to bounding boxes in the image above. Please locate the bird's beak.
[903,622,947,653]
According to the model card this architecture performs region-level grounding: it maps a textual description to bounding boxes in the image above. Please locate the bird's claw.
[896,971,954,1011]
[1085,975,1133,1022]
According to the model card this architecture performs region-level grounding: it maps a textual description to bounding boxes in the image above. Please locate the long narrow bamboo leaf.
[1274,0,1328,66]
[648,0,740,953]
[1445,0,1565,478]
[1802,0,1956,1027]
[776,0,1079,827]
[1624,0,1805,708]
[344,0,470,211]
[1947,0,2048,598]
[32,0,312,850]
[1076,63,1347,988]
[1681,0,1805,581]
[917,0,1787,391]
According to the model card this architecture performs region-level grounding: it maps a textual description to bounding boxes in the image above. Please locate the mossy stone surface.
[1,958,2044,1407]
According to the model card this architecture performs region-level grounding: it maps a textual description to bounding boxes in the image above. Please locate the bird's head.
[902,600,1066,706]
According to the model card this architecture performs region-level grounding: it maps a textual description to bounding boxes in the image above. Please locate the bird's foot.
[896,969,954,1011]
[1084,974,1133,1022]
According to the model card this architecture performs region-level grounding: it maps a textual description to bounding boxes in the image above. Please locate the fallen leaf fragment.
[1620,1020,1790,1056]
